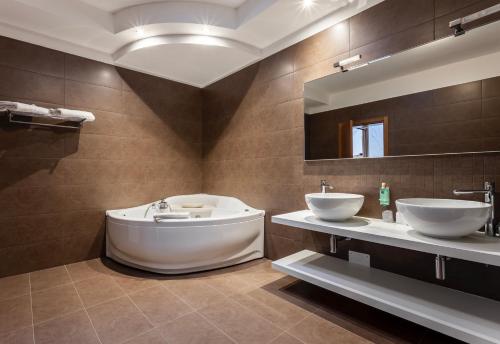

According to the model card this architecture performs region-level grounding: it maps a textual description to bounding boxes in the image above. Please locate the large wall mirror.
[304,20,500,160]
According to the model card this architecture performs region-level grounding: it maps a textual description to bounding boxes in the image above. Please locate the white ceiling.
[0,0,383,87]
[80,0,248,12]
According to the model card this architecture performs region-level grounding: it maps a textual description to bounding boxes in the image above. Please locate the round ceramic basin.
[396,198,491,238]
[305,193,364,221]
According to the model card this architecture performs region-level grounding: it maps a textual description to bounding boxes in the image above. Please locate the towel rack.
[3,110,84,129]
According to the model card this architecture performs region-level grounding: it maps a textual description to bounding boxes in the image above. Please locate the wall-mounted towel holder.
[4,111,84,129]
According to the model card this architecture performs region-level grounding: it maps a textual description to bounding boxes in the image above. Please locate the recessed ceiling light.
[302,0,315,9]
[135,26,146,38]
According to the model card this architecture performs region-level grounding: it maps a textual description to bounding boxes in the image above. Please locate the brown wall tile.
[349,0,434,49]
[201,0,500,302]
[0,65,64,104]
[65,80,123,113]
[65,55,123,90]
[2,0,500,307]
[0,36,65,77]
[0,36,203,276]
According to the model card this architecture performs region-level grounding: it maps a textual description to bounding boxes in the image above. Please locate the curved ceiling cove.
[113,34,261,61]
[113,0,277,34]
[0,0,384,87]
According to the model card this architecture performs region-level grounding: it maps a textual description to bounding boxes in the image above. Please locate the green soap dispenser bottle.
[379,182,390,206]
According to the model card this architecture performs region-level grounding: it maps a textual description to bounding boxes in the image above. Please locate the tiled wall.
[2,0,500,301]
[202,0,500,300]
[0,37,203,276]
[306,76,500,159]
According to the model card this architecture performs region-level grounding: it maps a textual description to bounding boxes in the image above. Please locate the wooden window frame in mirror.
[338,115,389,158]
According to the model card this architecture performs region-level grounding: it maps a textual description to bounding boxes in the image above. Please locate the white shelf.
[272,210,500,266]
[273,250,500,344]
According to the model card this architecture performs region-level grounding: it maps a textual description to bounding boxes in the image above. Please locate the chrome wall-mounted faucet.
[158,199,170,211]
[320,180,333,193]
[453,181,497,236]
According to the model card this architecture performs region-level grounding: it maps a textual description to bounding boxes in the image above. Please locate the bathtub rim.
[106,194,265,227]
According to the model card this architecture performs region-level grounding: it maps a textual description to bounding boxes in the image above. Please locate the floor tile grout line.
[156,282,198,314]
[193,310,239,344]
[229,291,309,333]
[64,265,103,344]
[283,330,308,344]
[118,282,157,329]
[28,273,35,344]
[191,280,285,344]
[30,266,74,294]
[122,328,163,344]
[83,272,161,342]
[30,281,75,295]
[159,275,264,344]
[208,274,305,336]
[32,308,85,327]
[122,293,162,342]
[131,282,199,326]
[82,294,125,310]
[161,277,228,310]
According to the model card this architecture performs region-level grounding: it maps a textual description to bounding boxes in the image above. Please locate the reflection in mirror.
[304,20,500,160]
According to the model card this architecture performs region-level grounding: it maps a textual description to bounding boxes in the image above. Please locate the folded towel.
[181,203,204,208]
[49,108,95,122]
[0,101,50,116]
[154,212,190,221]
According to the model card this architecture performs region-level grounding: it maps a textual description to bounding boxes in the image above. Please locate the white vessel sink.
[396,198,491,238]
[305,193,364,221]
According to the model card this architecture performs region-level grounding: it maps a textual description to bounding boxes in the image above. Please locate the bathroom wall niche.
[304,20,500,160]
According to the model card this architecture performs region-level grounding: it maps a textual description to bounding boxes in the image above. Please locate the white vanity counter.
[272,210,500,344]
[272,210,500,266]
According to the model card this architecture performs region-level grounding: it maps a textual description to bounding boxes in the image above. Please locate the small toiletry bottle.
[379,182,390,207]
[380,183,393,222]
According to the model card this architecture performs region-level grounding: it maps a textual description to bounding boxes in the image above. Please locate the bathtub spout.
[144,202,158,218]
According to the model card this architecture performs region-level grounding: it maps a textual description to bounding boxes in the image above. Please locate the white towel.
[0,101,50,116]
[49,108,95,122]
[154,212,190,221]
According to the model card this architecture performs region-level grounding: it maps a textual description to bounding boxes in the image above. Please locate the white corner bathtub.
[106,194,265,274]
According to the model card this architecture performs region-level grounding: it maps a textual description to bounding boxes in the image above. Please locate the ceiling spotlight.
[302,0,315,9]
[135,26,146,38]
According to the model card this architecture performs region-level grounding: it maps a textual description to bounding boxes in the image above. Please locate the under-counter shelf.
[272,250,500,344]
[272,210,500,266]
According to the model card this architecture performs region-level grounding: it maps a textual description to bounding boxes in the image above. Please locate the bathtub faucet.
[159,199,170,211]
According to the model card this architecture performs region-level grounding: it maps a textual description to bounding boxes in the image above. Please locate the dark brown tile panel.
[0,65,64,104]
[435,0,482,17]
[65,55,123,90]
[350,21,434,64]
[65,80,123,113]
[0,36,65,78]
[294,21,350,71]
[349,0,434,49]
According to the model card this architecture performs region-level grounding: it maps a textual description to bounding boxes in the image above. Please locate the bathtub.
[106,194,265,274]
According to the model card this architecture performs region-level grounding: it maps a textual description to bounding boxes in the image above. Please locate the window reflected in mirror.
[338,116,388,158]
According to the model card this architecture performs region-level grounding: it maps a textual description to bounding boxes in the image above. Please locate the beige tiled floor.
[0,258,462,344]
